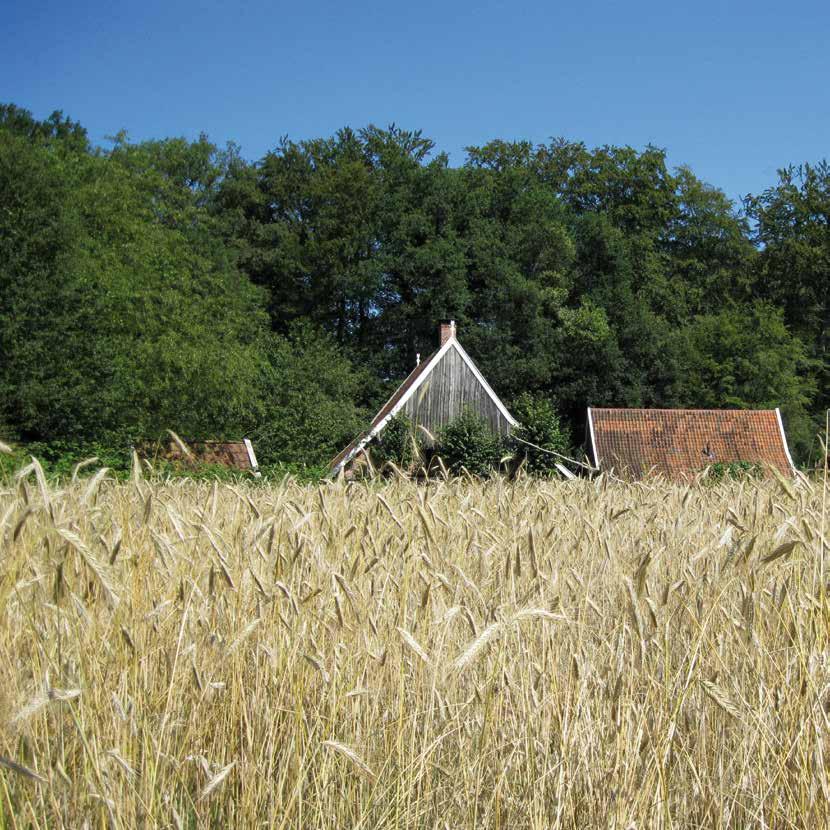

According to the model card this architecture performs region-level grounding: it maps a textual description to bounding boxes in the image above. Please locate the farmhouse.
[329,321,517,476]
[587,407,795,480]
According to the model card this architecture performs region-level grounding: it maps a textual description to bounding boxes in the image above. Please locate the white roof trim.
[586,406,795,475]
[554,462,576,480]
[329,336,517,475]
[243,438,259,469]
[449,340,518,427]
[587,407,599,467]
[381,337,456,421]
[774,407,796,473]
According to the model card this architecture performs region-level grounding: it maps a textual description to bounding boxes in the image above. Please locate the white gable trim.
[377,337,456,425]
[243,438,259,469]
[587,407,599,467]
[329,338,456,476]
[329,336,516,475]
[586,406,794,474]
[774,408,797,473]
[554,462,577,480]
[450,340,518,427]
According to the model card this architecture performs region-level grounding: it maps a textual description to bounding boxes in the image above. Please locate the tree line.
[0,103,826,471]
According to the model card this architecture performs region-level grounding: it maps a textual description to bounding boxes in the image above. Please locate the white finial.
[416,353,421,366]
[450,320,456,336]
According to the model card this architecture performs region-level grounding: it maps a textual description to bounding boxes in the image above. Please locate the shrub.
[0,440,133,480]
[706,460,763,481]
[0,440,274,483]
[0,444,26,480]
[371,413,421,472]
[509,393,571,475]
[435,409,505,477]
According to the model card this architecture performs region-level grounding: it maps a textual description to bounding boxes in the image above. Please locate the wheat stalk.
[322,740,376,780]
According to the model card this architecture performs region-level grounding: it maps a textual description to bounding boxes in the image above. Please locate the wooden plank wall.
[401,346,512,440]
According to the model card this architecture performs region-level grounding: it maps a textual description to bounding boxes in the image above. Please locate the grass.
[0,460,828,828]
[0,443,329,486]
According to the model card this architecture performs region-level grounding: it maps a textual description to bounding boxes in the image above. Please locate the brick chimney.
[439,320,456,346]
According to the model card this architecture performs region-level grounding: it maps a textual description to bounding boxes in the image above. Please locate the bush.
[371,413,421,472]
[0,440,133,480]
[509,393,571,475]
[258,462,329,484]
[0,445,26,480]
[0,440,276,484]
[435,409,506,477]
[706,460,763,481]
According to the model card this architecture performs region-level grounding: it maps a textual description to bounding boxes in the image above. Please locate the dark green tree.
[671,303,816,457]
[664,167,756,318]
[233,128,383,344]
[367,126,470,377]
[251,322,369,468]
[746,162,830,440]
[461,141,574,398]
[509,393,571,475]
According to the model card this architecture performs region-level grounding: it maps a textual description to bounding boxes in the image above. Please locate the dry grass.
[0,465,828,828]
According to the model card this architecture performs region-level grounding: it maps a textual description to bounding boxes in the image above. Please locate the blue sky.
[2,0,828,202]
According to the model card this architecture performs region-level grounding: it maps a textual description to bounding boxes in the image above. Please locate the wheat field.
[0,461,828,829]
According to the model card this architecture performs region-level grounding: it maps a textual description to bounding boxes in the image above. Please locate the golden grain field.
[0,462,828,829]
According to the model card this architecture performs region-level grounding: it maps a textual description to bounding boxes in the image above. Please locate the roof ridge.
[589,407,778,413]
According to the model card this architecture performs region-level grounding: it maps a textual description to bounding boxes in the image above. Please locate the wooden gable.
[399,341,514,439]
[329,323,516,476]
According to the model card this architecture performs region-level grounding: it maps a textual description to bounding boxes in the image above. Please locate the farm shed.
[142,438,260,473]
[329,321,517,476]
[586,407,795,480]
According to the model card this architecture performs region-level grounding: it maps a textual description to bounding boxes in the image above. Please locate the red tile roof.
[588,408,794,479]
[141,439,256,471]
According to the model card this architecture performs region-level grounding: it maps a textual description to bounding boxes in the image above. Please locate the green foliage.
[671,303,816,458]
[0,440,131,481]
[0,442,326,485]
[0,117,268,448]
[1,103,826,469]
[257,462,329,484]
[435,409,506,477]
[251,322,368,467]
[371,413,420,471]
[665,167,756,317]
[746,162,830,458]
[509,394,571,475]
[0,445,28,480]
[706,461,763,482]
[149,462,258,484]
[0,104,89,152]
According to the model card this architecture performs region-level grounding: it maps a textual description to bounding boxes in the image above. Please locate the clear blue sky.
[3,0,828,202]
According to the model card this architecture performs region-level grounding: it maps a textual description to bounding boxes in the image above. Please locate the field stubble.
[0,462,828,828]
